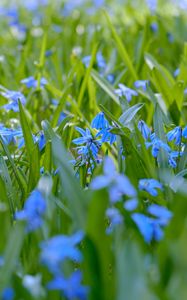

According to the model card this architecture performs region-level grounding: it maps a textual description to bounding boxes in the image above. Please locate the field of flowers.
[1,0,187,299]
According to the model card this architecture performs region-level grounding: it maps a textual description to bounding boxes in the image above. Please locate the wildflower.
[150,22,158,32]
[132,213,164,243]
[115,83,138,102]
[146,134,171,157]
[174,68,180,77]
[91,156,137,203]
[139,178,163,196]
[0,126,23,145]
[167,126,182,145]
[106,207,123,234]
[147,204,173,225]
[21,76,47,88]
[47,271,88,300]
[40,231,84,274]
[1,90,26,112]
[124,198,138,211]
[15,189,46,232]
[168,151,182,168]
[91,112,108,130]
[96,126,116,144]
[1,287,14,300]
[72,127,100,158]
[182,125,187,138]
[146,0,157,12]
[132,204,172,243]
[134,80,149,91]
[138,120,151,140]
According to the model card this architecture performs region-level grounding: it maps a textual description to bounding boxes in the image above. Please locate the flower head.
[1,90,26,112]
[91,112,108,130]
[134,80,149,91]
[138,120,151,140]
[91,156,137,203]
[139,178,163,196]
[167,126,182,145]
[40,231,84,274]
[15,190,46,232]
[47,271,88,300]
[115,83,138,102]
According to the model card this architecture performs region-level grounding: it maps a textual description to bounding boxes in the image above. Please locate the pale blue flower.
[139,178,163,196]
[91,156,137,203]
[15,190,46,232]
[115,83,138,102]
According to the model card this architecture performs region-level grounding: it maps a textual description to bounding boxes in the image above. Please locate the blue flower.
[138,120,151,140]
[134,80,149,91]
[23,0,48,11]
[15,190,46,232]
[1,287,14,300]
[47,271,88,300]
[40,231,84,274]
[146,0,157,12]
[91,112,108,130]
[146,134,171,157]
[139,178,163,196]
[150,22,158,32]
[21,76,47,88]
[167,126,182,145]
[106,207,123,234]
[147,204,173,226]
[0,126,23,145]
[174,68,180,77]
[132,213,164,243]
[115,83,138,102]
[1,90,26,112]
[91,156,137,203]
[72,127,100,158]
[132,204,172,243]
[82,51,106,69]
[96,126,116,145]
[168,151,182,168]
[182,125,187,138]
[124,198,138,211]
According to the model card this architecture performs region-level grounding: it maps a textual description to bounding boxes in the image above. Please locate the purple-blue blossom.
[132,204,172,243]
[91,112,109,130]
[40,231,84,274]
[15,189,46,232]
[1,287,14,300]
[21,76,47,88]
[47,271,88,300]
[96,126,116,145]
[134,80,149,91]
[115,84,138,102]
[106,207,123,234]
[146,134,171,158]
[138,120,151,140]
[132,213,164,243]
[139,178,163,196]
[167,126,182,145]
[91,156,137,203]
[73,127,100,158]
[1,90,26,112]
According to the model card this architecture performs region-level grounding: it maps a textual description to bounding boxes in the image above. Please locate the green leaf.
[42,120,87,229]
[0,223,25,292]
[115,238,155,300]
[104,11,138,81]
[91,69,120,105]
[19,101,40,191]
[119,103,144,126]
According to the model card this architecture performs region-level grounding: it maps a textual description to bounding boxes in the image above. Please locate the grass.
[0,0,187,299]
